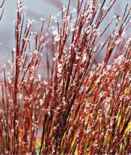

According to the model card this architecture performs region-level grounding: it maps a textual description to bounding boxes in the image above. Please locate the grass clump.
[0,0,130,154]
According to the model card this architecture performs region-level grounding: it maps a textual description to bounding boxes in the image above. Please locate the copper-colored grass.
[0,0,130,154]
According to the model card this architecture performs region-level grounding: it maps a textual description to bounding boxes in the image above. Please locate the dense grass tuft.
[0,0,130,154]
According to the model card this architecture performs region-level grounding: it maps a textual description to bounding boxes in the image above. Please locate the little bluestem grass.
[0,0,130,154]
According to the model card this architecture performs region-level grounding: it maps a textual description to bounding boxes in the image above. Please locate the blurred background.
[0,0,130,62]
